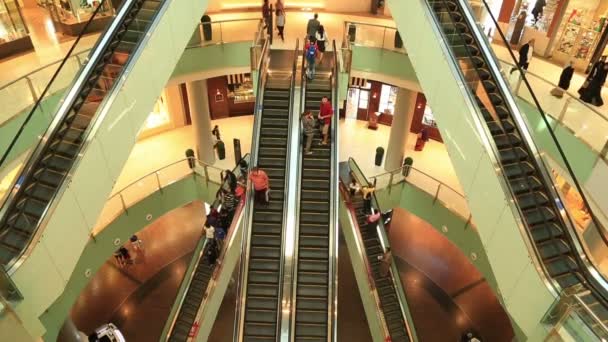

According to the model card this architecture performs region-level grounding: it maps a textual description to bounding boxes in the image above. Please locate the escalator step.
[245,308,277,323]
[299,223,328,236]
[298,259,328,273]
[251,246,281,259]
[298,271,328,285]
[516,192,549,210]
[523,207,556,225]
[301,179,330,190]
[246,296,279,311]
[252,222,283,235]
[253,211,283,224]
[503,162,535,179]
[248,283,279,297]
[299,212,329,224]
[250,258,280,272]
[530,222,564,243]
[494,133,522,149]
[248,270,280,284]
[300,201,329,212]
[301,190,328,201]
[298,247,328,260]
[244,322,276,337]
[299,236,329,248]
[499,147,528,164]
[251,234,282,247]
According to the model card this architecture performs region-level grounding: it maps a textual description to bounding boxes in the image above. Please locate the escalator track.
[0,0,163,268]
[427,0,608,314]
[242,73,293,341]
[293,69,333,341]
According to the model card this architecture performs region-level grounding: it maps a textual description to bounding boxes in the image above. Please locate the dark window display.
[0,0,33,59]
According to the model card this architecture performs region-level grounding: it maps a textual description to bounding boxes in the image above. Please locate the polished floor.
[389,207,514,341]
[70,199,513,341]
[70,201,206,338]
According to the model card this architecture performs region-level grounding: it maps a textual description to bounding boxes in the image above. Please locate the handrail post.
[433,183,441,204]
[119,193,128,215]
[25,76,38,103]
[556,97,572,129]
[601,140,608,160]
[219,22,223,44]
[204,165,209,187]
[388,172,394,194]
[155,172,163,193]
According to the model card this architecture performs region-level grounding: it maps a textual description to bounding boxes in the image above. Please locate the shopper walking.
[305,36,319,80]
[377,247,392,277]
[306,13,320,39]
[276,8,285,41]
[212,125,221,141]
[249,166,270,204]
[550,61,574,98]
[581,63,608,107]
[579,56,606,98]
[219,188,238,218]
[318,96,333,145]
[262,0,271,29]
[129,235,144,252]
[275,0,284,12]
[510,39,534,75]
[205,222,216,242]
[222,169,238,193]
[301,111,315,155]
[315,25,327,63]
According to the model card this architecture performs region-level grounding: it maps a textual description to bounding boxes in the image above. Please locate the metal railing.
[369,164,472,223]
[348,157,417,341]
[92,158,225,235]
[342,21,406,54]
[187,18,262,49]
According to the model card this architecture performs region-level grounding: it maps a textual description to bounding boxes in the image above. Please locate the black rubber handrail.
[0,0,109,168]
[477,0,608,247]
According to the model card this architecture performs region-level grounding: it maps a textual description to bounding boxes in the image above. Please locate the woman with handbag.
[580,62,608,107]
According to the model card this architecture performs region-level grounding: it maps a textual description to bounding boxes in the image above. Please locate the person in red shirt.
[248,166,270,204]
[318,96,333,145]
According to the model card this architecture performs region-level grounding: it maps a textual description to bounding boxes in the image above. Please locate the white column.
[385,88,417,171]
[186,79,216,165]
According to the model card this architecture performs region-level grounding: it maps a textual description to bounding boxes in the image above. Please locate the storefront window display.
[551,0,608,71]
[0,0,33,58]
[44,0,114,36]
[421,105,438,128]
[139,92,171,138]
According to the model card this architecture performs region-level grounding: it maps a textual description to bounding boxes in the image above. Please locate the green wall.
[38,175,219,342]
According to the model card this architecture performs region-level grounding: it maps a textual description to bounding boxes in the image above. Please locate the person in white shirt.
[315,25,327,63]
[204,222,215,241]
[276,8,286,41]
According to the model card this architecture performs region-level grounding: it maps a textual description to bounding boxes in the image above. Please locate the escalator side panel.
[7,0,210,337]
[387,0,554,338]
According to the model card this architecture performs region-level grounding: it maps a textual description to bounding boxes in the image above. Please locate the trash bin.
[201,15,212,41]
[394,31,403,49]
[348,24,356,43]
[402,157,413,177]
[375,147,384,166]
[185,149,195,169]
[216,140,226,160]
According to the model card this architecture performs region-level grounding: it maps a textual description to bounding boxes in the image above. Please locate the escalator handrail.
[338,184,392,340]
[476,0,608,247]
[0,0,160,272]
[164,154,249,340]
[233,37,270,342]
[452,0,608,298]
[348,157,417,341]
[327,39,340,342]
[0,0,108,169]
[278,39,301,341]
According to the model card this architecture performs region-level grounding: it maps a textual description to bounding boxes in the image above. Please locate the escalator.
[350,194,410,342]
[423,0,608,322]
[291,44,338,341]
[342,158,414,342]
[236,47,298,341]
[166,157,249,342]
[0,0,163,268]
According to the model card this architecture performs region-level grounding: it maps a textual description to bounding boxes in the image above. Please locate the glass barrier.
[92,159,225,235]
[343,21,406,54]
[370,164,472,222]
[187,18,262,48]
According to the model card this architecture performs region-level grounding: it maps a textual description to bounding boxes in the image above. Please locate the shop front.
[206,73,255,119]
[493,0,608,72]
[0,0,33,59]
[344,77,443,142]
[39,0,115,36]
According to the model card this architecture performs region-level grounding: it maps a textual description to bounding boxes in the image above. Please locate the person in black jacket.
[581,62,608,107]
[531,0,546,23]
[551,61,574,98]
[510,39,535,75]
